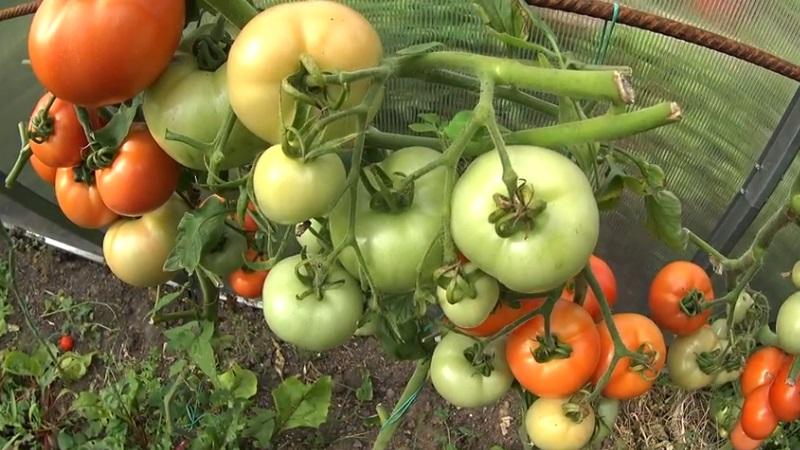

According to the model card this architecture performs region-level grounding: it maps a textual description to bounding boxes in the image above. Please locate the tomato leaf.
[147,288,185,317]
[58,352,94,381]
[645,189,686,250]
[473,0,527,41]
[272,375,332,433]
[2,349,45,377]
[408,123,438,134]
[396,42,444,56]
[164,320,218,383]
[218,364,258,400]
[90,95,143,151]
[163,199,227,274]
[244,408,276,448]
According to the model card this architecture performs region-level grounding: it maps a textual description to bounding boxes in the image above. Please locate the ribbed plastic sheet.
[0,0,797,315]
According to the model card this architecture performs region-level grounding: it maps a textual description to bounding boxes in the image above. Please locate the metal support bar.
[693,87,800,266]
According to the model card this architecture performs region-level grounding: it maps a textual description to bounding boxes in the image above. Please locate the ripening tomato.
[648,261,714,336]
[592,313,667,399]
[228,250,268,299]
[506,299,601,398]
[741,383,778,440]
[729,420,763,450]
[460,299,541,337]
[561,255,617,322]
[740,346,787,396]
[768,356,800,422]
[95,124,179,216]
[28,94,100,168]
[58,335,74,352]
[30,155,57,185]
[55,167,118,229]
[28,0,185,107]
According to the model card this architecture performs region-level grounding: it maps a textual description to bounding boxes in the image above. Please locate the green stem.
[198,270,220,326]
[302,106,367,155]
[727,204,792,272]
[365,127,444,151]
[684,228,735,268]
[371,359,431,450]
[206,108,238,186]
[482,85,519,198]
[163,366,186,438]
[497,102,681,154]
[151,309,200,325]
[5,140,31,189]
[201,0,258,29]
[482,301,543,346]
[399,51,634,104]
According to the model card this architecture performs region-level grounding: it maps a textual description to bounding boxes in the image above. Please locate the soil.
[0,230,723,450]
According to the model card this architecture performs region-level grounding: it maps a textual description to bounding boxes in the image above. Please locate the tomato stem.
[201,0,258,30]
[151,309,200,325]
[481,300,543,346]
[198,269,220,326]
[5,122,32,189]
[371,358,431,450]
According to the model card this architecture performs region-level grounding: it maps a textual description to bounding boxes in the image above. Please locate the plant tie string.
[593,1,620,65]
[380,375,425,430]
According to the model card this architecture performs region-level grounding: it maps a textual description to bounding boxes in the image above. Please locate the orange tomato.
[740,383,778,440]
[54,167,118,229]
[30,154,57,185]
[460,299,541,337]
[28,0,184,107]
[28,94,100,168]
[506,299,601,398]
[592,313,666,399]
[648,261,714,336]
[95,124,180,216]
[561,255,617,322]
[729,419,763,450]
[228,249,269,299]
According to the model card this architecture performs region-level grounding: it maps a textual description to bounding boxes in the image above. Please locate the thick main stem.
[372,359,431,450]
[201,0,258,29]
[399,51,634,105]
[198,270,220,326]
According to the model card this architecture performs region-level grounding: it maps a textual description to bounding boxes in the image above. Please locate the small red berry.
[58,335,74,352]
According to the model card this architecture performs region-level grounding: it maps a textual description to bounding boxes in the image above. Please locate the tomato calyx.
[462,341,497,377]
[293,255,347,301]
[487,180,547,238]
[532,334,573,362]
[362,164,415,213]
[192,18,233,72]
[679,289,706,316]
[560,395,593,423]
[28,94,56,144]
[433,262,484,305]
[628,342,662,379]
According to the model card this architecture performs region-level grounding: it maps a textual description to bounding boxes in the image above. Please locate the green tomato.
[667,325,719,390]
[436,264,499,328]
[776,291,800,355]
[329,147,446,294]
[757,324,779,347]
[732,292,754,324]
[200,227,247,277]
[451,145,599,293]
[525,397,595,450]
[711,318,728,338]
[591,397,620,449]
[253,144,346,225]
[262,254,363,351]
[430,332,513,408]
[297,219,324,255]
[142,53,265,170]
[792,261,800,289]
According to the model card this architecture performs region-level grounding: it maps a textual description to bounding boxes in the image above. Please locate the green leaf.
[2,350,44,377]
[90,95,143,151]
[641,160,666,188]
[355,369,373,402]
[418,113,441,125]
[218,364,258,399]
[168,359,187,377]
[58,352,93,381]
[473,0,527,40]
[163,199,227,273]
[147,289,184,317]
[408,123,438,134]
[244,408,276,448]
[396,42,444,56]
[595,172,625,210]
[164,321,218,383]
[645,190,685,250]
[272,376,332,433]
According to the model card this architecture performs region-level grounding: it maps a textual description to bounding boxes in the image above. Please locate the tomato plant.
[648,261,714,336]
[451,145,599,294]
[261,255,363,351]
[506,299,600,398]
[525,397,595,450]
[561,254,617,322]
[95,124,180,217]
[143,53,265,170]
[54,167,118,229]
[430,332,513,408]
[103,195,188,288]
[28,0,185,107]
[593,313,666,399]
[776,291,800,355]
[330,146,447,294]
[226,0,384,143]
[740,346,786,396]
[768,356,800,422]
[667,325,719,390]
[460,299,541,337]
[253,145,346,225]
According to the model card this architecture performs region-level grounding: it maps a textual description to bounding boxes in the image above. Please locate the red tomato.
[506,299,601,398]
[28,0,185,107]
[648,261,714,336]
[730,419,763,450]
[95,124,180,216]
[561,255,617,322]
[228,249,269,299]
[768,355,800,422]
[460,299,541,337]
[242,202,259,232]
[741,383,778,440]
[741,346,787,397]
[55,167,118,229]
[30,154,57,185]
[58,335,74,352]
[592,313,667,399]
[28,94,100,168]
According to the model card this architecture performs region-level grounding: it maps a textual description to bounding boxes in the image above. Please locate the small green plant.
[42,293,115,342]
[355,368,374,402]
